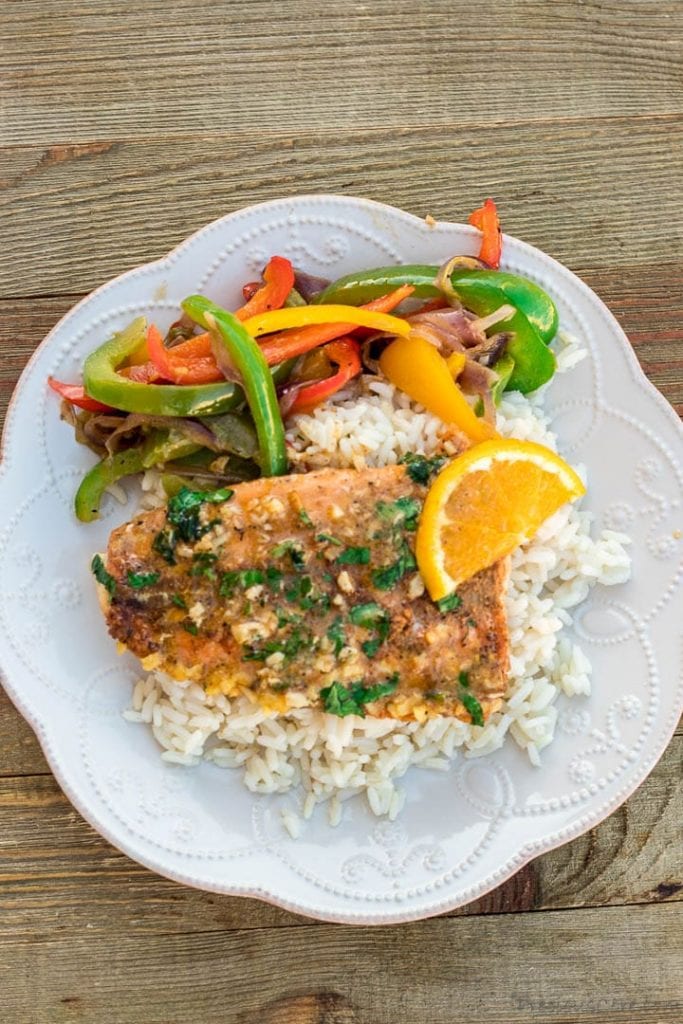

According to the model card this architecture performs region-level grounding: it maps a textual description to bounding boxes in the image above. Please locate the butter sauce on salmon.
[100,458,509,724]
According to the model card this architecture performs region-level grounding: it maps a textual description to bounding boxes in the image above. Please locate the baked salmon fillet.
[99,461,509,723]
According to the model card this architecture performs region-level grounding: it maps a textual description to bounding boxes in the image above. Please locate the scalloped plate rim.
[0,193,682,925]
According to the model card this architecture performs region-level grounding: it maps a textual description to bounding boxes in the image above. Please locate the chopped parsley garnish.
[91,554,116,596]
[152,529,176,565]
[458,671,470,688]
[371,542,417,590]
[349,602,391,658]
[326,615,346,656]
[189,552,219,580]
[461,692,484,727]
[242,626,313,663]
[400,452,448,486]
[298,507,314,527]
[271,539,306,571]
[335,546,370,566]
[171,594,188,609]
[316,532,343,546]
[320,673,400,718]
[166,486,233,543]
[375,496,421,531]
[183,621,199,636]
[436,592,462,613]
[467,618,477,629]
[285,575,313,603]
[220,568,265,597]
[265,567,284,591]
[126,570,160,590]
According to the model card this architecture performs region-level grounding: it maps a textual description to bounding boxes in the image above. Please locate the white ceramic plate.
[1,196,682,925]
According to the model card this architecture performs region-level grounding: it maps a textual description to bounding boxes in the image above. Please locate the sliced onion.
[104,414,220,455]
[409,309,482,349]
[209,333,241,383]
[294,270,330,302]
[360,334,393,373]
[470,304,516,334]
[277,379,325,417]
[458,359,500,425]
[466,331,511,367]
[434,255,487,307]
[165,313,196,347]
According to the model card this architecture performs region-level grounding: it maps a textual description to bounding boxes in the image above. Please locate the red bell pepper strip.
[234,256,295,321]
[287,338,362,414]
[258,284,414,366]
[146,323,177,380]
[468,198,502,269]
[48,377,112,412]
[143,327,224,385]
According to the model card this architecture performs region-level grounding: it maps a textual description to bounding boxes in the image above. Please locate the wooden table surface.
[1,2,682,1022]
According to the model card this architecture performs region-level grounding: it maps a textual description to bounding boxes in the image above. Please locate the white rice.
[126,330,631,827]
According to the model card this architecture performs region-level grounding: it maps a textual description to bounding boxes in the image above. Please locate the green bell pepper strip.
[491,352,515,405]
[317,266,558,342]
[317,265,556,394]
[74,430,201,523]
[181,296,288,477]
[82,317,242,416]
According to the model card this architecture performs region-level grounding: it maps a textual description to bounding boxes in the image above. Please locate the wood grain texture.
[2,116,683,296]
[1,0,682,146]
[3,903,681,1023]
[1,1,683,1020]
[0,737,679,942]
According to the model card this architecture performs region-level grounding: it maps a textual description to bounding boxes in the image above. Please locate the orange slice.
[415,439,586,601]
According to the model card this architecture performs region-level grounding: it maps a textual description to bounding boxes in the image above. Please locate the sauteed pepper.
[82,318,241,416]
[288,338,362,414]
[317,266,557,393]
[74,430,201,522]
[182,296,288,477]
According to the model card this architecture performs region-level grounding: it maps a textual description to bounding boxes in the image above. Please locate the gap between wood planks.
[0,735,679,938]
[1,115,682,296]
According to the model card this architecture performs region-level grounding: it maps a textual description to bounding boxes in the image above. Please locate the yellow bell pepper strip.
[445,351,467,379]
[181,296,288,477]
[82,317,241,417]
[255,285,415,366]
[468,198,502,269]
[379,334,495,444]
[242,305,412,341]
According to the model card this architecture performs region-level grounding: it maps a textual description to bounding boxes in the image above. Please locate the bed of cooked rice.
[124,331,631,833]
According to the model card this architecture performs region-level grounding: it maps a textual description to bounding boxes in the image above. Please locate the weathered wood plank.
[1,0,682,146]
[2,117,683,296]
[0,689,49,777]
[0,738,678,940]
[2,902,681,1023]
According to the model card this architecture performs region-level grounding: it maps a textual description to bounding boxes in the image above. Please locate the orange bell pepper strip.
[468,198,502,269]
[234,255,295,321]
[255,284,414,365]
[287,338,362,415]
[146,323,177,380]
[379,333,495,444]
